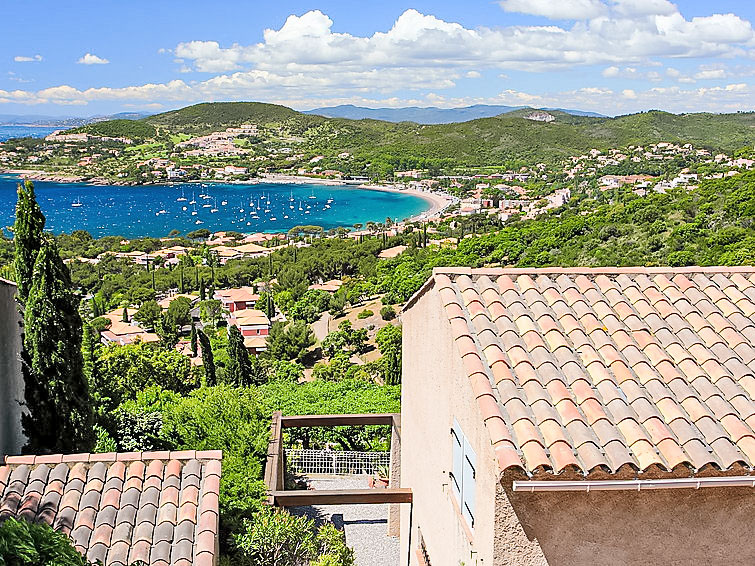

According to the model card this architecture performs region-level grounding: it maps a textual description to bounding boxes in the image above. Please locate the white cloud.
[499,0,606,20]
[465,71,482,78]
[77,53,109,65]
[14,55,42,62]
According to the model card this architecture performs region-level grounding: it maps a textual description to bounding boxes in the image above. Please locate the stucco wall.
[0,279,24,457]
[401,285,500,566]
[497,482,755,566]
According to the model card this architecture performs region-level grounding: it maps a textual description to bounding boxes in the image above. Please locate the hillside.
[69,119,156,141]
[65,103,755,166]
[303,104,604,123]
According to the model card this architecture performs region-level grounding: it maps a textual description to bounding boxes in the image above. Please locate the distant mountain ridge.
[302,104,604,124]
[0,111,153,127]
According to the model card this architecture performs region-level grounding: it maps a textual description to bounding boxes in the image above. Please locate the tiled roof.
[0,451,222,566]
[417,266,755,479]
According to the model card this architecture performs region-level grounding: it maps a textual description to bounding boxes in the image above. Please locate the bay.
[0,126,60,142]
[0,175,430,238]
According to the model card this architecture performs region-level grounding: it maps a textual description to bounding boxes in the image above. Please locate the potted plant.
[369,464,390,488]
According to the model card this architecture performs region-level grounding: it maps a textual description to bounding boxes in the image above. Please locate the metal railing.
[286,448,390,476]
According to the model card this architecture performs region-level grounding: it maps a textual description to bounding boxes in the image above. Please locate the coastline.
[356,183,454,220]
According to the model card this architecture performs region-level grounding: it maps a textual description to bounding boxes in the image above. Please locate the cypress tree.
[226,325,251,386]
[200,278,206,301]
[179,267,184,293]
[122,306,129,323]
[197,329,216,386]
[190,322,198,357]
[13,180,45,304]
[22,237,94,453]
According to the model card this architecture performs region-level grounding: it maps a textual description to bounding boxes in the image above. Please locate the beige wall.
[497,483,755,566]
[401,285,500,566]
[0,280,24,458]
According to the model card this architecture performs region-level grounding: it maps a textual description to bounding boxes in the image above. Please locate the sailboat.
[177,189,187,202]
[211,199,219,213]
[298,201,303,211]
[71,197,83,208]
[189,193,196,205]
[308,189,316,199]
[289,191,294,202]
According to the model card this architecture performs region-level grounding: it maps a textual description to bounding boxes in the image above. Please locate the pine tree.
[190,322,198,357]
[13,180,45,304]
[197,329,216,386]
[226,325,251,386]
[22,237,94,453]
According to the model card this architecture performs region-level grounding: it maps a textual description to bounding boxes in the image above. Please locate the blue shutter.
[462,437,476,529]
[451,419,463,502]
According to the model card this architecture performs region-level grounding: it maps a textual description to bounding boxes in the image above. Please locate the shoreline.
[355,184,454,220]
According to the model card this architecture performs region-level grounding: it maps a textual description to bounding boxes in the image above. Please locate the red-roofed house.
[401,266,755,565]
[214,287,259,313]
[229,309,270,354]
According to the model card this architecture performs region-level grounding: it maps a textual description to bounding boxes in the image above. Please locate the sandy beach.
[357,183,454,220]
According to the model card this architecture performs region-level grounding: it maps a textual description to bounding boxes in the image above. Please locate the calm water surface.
[0,175,429,238]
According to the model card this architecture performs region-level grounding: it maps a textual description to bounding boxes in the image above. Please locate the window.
[450,419,476,529]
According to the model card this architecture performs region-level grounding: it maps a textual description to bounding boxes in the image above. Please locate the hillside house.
[213,287,259,313]
[228,308,270,354]
[401,267,755,566]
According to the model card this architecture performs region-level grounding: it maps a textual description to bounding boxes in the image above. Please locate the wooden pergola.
[264,411,412,508]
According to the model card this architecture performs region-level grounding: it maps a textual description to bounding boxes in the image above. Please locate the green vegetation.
[232,507,354,566]
[0,517,89,566]
[15,184,94,453]
[70,119,157,141]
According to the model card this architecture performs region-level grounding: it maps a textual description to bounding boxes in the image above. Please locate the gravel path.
[290,475,400,566]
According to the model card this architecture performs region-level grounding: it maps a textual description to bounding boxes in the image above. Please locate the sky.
[2,0,755,116]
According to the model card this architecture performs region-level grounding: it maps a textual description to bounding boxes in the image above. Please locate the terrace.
[264,412,413,566]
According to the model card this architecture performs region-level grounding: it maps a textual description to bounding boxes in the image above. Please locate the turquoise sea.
[0,175,429,238]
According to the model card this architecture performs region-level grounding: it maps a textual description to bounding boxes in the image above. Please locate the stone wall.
[0,280,24,457]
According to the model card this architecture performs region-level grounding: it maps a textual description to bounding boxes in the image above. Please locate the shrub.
[356,309,373,319]
[379,305,396,321]
[232,507,354,566]
[0,517,87,566]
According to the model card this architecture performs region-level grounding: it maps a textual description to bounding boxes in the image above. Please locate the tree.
[199,299,223,327]
[122,306,129,323]
[190,322,198,357]
[13,180,45,304]
[134,299,162,330]
[198,329,216,385]
[376,324,402,386]
[21,237,94,453]
[226,325,252,387]
[265,321,315,362]
[164,296,192,330]
[199,278,206,301]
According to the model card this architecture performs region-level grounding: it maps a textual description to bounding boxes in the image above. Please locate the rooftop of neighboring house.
[406,266,755,481]
[378,245,408,259]
[213,286,259,304]
[0,450,222,566]
[157,294,198,310]
[231,309,270,327]
[309,279,344,293]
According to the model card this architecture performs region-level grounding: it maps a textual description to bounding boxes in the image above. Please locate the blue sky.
[2,0,755,116]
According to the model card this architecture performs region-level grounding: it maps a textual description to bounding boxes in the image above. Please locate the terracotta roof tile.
[421,267,755,478]
[0,453,221,565]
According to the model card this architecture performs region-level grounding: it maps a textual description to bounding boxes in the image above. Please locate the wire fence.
[285,449,390,476]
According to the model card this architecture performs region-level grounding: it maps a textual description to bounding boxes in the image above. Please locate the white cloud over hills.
[2,4,755,113]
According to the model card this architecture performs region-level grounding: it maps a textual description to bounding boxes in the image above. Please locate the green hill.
[66,102,755,166]
[144,101,327,134]
[69,119,157,141]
